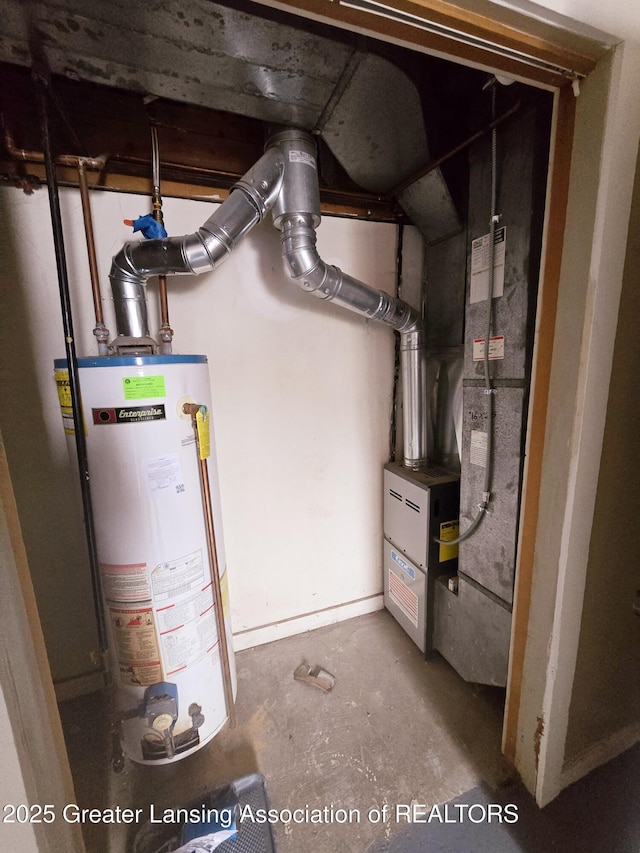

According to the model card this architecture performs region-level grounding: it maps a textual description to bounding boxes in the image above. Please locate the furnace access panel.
[383,463,459,654]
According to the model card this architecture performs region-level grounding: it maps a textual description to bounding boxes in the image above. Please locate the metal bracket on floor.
[294,663,336,693]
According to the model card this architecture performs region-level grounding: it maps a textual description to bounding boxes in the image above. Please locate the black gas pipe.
[35,73,110,666]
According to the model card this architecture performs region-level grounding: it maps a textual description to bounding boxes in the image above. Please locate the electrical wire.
[435,80,498,547]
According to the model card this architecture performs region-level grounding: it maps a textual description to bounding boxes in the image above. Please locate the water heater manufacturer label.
[92,404,166,424]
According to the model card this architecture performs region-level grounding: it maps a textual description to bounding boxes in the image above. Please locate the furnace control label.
[473,335,505,361]
[470,226,506,304]
[438,521,459,563]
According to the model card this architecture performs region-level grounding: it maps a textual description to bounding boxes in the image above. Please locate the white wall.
[0,185,399,678]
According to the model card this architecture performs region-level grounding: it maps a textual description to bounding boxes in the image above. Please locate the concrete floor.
[60,610,516,852]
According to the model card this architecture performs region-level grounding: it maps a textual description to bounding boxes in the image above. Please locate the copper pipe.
[4,124,394,214]
[158,276,170,327]
[184,403,236,729]
[386,101,521,199]
[5,120,110,349]
[110,154,392,207]
[150,125,173,349]
[4,123,106,170]
[77,159,104,326]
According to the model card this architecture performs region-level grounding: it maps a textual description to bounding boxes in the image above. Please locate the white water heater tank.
[55,354,235,764]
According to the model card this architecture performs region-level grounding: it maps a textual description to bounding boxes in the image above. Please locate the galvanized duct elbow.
[109,146,286,340]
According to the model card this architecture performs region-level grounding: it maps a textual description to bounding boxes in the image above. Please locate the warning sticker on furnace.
[473,336,505,361]
[388,568,419,628]
[438,521,459,563]
[470,226,506,304]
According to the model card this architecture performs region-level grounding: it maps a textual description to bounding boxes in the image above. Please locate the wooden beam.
[0,160,400,222]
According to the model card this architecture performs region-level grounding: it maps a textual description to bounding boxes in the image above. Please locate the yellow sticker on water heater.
[54,368,75,435]
[196,406,210,460]
[439,520,459,563]
[220,570,230,618]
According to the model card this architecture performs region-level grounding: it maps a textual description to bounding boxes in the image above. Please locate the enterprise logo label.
[92,405,166,425]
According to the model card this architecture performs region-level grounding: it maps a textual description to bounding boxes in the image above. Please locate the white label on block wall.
[470,227,506,303]
[470,430,488,467]
[473,335,505,361]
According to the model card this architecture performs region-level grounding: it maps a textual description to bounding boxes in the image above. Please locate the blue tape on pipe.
[127,214,168,239]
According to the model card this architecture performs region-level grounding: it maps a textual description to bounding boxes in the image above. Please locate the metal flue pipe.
[108,128,428,467]
[109,146,286,340]
[269,129,428,469]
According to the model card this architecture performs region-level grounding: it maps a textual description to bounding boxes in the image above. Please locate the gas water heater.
[56,354,235,764]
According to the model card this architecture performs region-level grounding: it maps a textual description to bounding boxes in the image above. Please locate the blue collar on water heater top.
[54,354,208,368]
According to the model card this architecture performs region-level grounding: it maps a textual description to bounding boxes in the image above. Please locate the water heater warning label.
[110,606,162,686]
[101,562,151,603]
